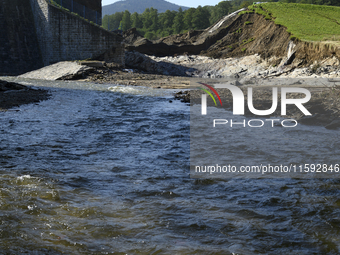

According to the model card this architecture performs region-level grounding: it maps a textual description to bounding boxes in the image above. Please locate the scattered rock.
[299,114,324,125]
[0,80,50,110]
[125,51,193,76]
[78,61,105,68]
[325,119,340,129]
[174,90,190,103]
[0,80,26,91]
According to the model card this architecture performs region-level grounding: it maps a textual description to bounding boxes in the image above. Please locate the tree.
[103,12,124,31]
[131,12,142,28]
[161,10,175,29]
[173,8,184,34]
[192,6,210,30]
[150,8,159,32]
[211,1,232,24]
[183,8,195,30]
[240,1,253,8]
[144,31,156,40]
[102,15,109,29]
[142,8,152,30]
[122,10,131,31]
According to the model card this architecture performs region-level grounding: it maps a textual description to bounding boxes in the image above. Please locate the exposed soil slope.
[123,12,293,60]
[203,13,291,60]
[124,10,340,66]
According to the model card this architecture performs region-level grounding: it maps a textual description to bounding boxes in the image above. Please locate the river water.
[0,78,339,254]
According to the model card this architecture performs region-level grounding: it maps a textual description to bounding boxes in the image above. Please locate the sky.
[102,0,223,8]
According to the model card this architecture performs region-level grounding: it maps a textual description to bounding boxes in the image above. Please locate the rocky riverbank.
[70,53,340,130]
[0,80,50,110]
[5,56,340,129]
[69,49,340,86]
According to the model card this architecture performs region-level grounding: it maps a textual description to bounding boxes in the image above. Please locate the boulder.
[325,119,340,129]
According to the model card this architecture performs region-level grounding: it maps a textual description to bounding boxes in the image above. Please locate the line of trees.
[102,0,340,40]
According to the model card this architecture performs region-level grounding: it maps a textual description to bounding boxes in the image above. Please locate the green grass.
[248,5,272,20]
[244,21,253,25]
[241,37,255,46]
[238,10,254,15]
[233,28,242,34]
[250,3,340,42]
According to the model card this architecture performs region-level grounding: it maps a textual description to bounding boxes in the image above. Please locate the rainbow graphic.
[197,82,222,106]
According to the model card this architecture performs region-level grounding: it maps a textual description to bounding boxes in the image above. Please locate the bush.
[311,63,320,73]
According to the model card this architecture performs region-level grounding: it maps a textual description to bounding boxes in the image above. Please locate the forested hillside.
[102,0,340,40]
[102,0,189,16]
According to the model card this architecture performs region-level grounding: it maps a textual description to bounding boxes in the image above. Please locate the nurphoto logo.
[199,83,312,128]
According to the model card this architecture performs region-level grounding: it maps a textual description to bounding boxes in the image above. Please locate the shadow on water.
[0,77,339,254]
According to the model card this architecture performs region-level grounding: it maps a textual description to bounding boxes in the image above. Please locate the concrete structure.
[76,0,102,25]
[0,0,43,75]
[0,0,124,76]
[51,0,102,25]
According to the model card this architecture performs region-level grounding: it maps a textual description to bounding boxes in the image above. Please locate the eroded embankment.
[203,12,291,61]
[295,41,340,65]
[125,11,340,68]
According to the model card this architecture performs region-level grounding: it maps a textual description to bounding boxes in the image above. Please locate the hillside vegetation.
[103,0,340,41]
[102,0,189,16]
[247,3,340,42]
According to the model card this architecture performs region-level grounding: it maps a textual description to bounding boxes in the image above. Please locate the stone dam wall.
[0,0,124,76]
[0,0,43,75]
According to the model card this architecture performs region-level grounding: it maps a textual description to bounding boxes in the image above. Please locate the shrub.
[241,37,255,45]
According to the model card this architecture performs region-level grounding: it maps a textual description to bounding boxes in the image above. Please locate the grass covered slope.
[247,3,340,42]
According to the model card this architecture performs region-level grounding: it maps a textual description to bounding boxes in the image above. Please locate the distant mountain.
[102,0,190,16]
